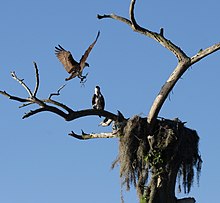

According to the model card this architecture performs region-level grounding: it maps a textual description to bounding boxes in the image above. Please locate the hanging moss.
[177,127,202,193]
[112,115,202,201]
[112,116,150,197]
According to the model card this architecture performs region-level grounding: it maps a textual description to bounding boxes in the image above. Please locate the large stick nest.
[112,115,202,198]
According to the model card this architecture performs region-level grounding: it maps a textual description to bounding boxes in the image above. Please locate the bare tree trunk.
[146,161,179,203]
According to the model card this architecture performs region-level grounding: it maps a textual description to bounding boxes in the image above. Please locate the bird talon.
[79,75,87,84]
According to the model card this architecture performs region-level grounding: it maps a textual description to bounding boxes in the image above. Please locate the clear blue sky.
[0,1,220,203]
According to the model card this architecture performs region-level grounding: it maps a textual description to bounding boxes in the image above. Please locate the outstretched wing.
[79,31,100,71]
[55,45,79,73]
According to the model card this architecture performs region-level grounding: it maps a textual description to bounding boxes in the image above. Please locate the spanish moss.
[112,115,202,202]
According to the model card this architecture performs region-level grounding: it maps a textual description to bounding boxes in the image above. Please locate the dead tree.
[1,0,220,203]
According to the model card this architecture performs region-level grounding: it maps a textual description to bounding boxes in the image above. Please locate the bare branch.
[21,106,120,124]
[33,62,39,97]
[97,14,131,26]
[22,108,46,119]
[147,59,191,128]
[129,0,140,30]
[66,109,118,121]
[1,89,119,123]
[1,88,119,121]
[19,102,33,108]
[98,0,189,62]
[191,43,220,65]
[49,84,66,99]
[129,0,189,61]
[1,62,77,120]
[43,98,74,113]
[0,90,30,103]
[22,104,68,119]
[0,88,118,121]
[98,0,220,131]
[148,41,220,127]
[11,71,33,97]
[69,131,118,140]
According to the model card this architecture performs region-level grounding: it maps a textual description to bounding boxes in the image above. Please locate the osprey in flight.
[92,86,105,115]
[55,31,100,81]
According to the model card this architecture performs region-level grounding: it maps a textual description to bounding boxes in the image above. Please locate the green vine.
[145,150,164,175]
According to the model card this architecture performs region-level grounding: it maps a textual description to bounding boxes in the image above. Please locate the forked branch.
[98,0,188,62]
[98,0,220,130]
[0,63,120,124]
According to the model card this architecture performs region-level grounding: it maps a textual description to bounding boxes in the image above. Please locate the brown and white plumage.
[55,31,100,81]
[92,86,105,117]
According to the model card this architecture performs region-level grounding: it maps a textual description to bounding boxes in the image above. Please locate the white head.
[95,85,101,95]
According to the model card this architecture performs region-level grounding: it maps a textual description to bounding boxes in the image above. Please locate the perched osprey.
[92,86,105,115]
[55,31,100,81]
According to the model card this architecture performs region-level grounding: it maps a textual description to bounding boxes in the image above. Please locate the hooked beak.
[85,62,89,67]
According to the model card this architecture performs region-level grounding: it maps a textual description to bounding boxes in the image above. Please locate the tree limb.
[33,62,39,97]
[11,71,33,97]
[1,86,119,121]
[148,43,220,127]
[97,14,131,26]
[22,105,68,119]
[1,62,122,124]
[98,0,189,62]
[98,0,220,131]
[0,90,30,103]
[69,131,118,140]
[65,109,118,121]
[129,0,188,61]
[42,98,74,114]
[49,84,66,99]
[190,43,220,65]
[147,59,190,127]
